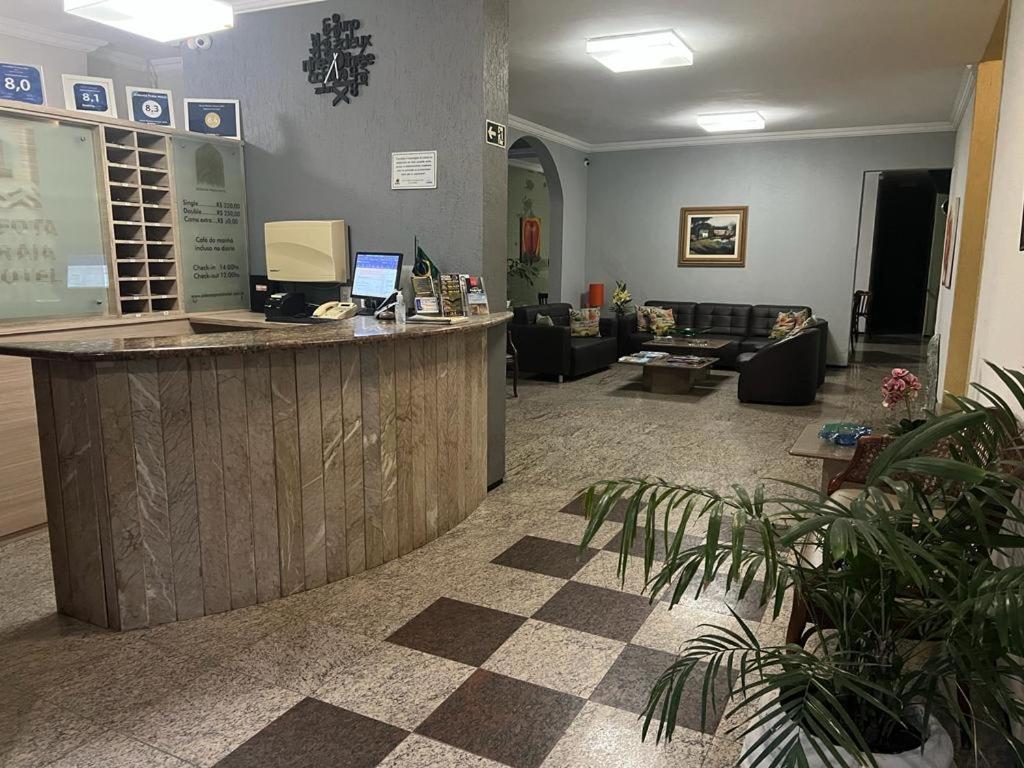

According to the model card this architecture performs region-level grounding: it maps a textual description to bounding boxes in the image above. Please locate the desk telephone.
[312,301,358,320]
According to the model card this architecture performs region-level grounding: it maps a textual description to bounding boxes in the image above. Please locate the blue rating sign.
[0,62,45,105]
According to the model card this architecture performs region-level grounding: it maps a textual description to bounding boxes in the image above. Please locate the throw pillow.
[637,306,674,334]
[769,311,800,339]
[536,313,554,327]
[636,306,655,332]
[570,307,600,337]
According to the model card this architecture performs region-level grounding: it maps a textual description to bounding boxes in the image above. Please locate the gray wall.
[183,0,509,484]
[585,132,956,364]
[508,128,588,303]
[182,0,503,280]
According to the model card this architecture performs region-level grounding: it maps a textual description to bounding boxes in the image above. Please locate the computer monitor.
[265,220,349,282]
[351,252,403,301]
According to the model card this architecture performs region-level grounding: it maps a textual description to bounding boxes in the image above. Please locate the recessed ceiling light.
[63,0,234,43]
[697,111,767,133]
[586,30,693,73]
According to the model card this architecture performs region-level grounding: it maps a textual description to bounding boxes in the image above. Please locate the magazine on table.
[618,351,670,364]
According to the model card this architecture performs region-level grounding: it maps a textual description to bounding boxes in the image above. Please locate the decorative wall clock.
[302,14,376,106]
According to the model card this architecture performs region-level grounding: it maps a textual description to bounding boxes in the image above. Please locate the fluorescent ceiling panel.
[697,111,767,133]
[586,30,693,73]
[63,0,234,43]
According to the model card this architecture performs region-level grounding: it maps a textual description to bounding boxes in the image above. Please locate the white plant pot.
[740,701,954,768]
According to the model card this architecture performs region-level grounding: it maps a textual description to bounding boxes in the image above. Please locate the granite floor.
[0,340,948,768]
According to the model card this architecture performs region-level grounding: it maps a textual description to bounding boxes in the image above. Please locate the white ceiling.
[0,0,279,59]
[1,0,1003,145]
[510,0,1002,145]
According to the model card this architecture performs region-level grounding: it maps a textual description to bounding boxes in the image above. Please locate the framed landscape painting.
[678,205,748,267]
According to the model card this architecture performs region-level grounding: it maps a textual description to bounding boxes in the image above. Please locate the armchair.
[511,303,619,381]
[736,327,821,405]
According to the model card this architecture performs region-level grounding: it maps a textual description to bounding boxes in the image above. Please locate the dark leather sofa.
[511,303,619,381]
[736,326,823,405]
[623,301,828,382]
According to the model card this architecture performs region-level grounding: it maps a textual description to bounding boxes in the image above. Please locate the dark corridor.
[867,169,951,336]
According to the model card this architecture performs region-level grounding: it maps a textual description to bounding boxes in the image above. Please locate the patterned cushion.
[637,306,674,334]
[769,309,810,339]
[570,307,600,337]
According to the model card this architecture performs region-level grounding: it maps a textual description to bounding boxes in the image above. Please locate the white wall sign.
[391,150,437,190]
[62,74,117,118]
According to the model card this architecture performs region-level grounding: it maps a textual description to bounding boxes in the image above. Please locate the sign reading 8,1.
[302,14,376,107]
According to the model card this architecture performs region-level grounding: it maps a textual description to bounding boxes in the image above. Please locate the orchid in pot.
[579,363,1024,767]
[883,368,926,436]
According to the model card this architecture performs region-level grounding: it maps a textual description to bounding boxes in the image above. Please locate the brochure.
[461,275,489,316]
[439,274,465,317]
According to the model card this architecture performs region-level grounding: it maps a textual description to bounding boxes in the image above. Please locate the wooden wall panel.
[157,358,204,621]
[440,334,466,528]
[361,346,384,569]
[25,322,502,630]
[2,356,46,537]
[79,363,120,629]
[422,337,440,541]
[395,340,415,556]
[296,349,327,590]
[1,319,192,538]
[341,346,366,575]
[217,354,258,609]
[378,342,399,563]
[94,362,148,629]
[319,347,347,582]
[244,353,281,603]
[128,360,177,625]
[31,360,72,616]
[270,351,305,596]
[409,342,427,549]
[189,356,231,614]
[49,363,108,627]
[466,329,487,513]
[435,338,454,534]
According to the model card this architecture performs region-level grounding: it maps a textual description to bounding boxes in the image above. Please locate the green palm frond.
[580,364,1024,765]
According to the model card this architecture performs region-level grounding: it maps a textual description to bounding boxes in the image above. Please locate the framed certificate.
[127,86,175,127]
[62,74,116,117]
[184,98,241,139]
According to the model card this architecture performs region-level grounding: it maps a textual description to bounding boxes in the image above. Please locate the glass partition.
[0,115,110,321]
[171,136,249,312]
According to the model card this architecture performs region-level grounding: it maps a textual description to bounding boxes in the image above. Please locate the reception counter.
[0,312,510,630]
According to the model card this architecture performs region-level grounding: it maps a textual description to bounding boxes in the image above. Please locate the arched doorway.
[507,136,564,305]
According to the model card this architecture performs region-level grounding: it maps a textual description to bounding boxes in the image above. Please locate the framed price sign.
[0,62,46,105]
[62,74,117,117]
[127,86,175,127]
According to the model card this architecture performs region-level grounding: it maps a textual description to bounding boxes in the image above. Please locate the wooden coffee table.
[622,356,719,394]
[642,337,731,356]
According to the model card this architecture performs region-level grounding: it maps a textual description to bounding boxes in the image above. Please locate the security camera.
[186,35,213,51]
[583,157,591,167]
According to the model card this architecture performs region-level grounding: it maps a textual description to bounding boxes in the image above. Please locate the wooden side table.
[789,422,860,493]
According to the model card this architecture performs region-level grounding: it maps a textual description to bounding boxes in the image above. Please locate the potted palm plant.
[579,364,1024,767]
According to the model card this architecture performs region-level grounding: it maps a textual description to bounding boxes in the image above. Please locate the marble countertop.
[0,311,511,361]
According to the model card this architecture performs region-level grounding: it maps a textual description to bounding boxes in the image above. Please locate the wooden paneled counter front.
[0,312,510,630]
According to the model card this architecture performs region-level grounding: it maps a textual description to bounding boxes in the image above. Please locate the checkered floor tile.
[213,526,773,767]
